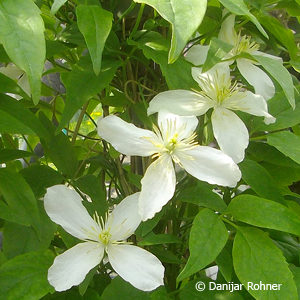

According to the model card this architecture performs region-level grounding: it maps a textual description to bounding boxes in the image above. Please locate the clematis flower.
[147,65,275,163]
[185,14,281,100]
[44,185,164,292]
[97,112,241,221]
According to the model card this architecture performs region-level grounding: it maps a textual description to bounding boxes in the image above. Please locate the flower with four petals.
[98,111,241,220]
[185,14,282,101]
[44,185,165,292]
[148,65,275,163]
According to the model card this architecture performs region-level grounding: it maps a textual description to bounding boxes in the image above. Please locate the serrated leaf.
[253,55,295,109]
[0,0,45,104]
[227,195,300,235]
[0,168,41,237]
[218,0,268,38]
[177,208,228,281]
[233,227,297,300]
[133,0,207,63]
[267,131,300,165]
[77,5,113,75]
[0,250,54,300]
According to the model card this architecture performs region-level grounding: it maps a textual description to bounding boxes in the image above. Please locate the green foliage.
[0,0,299,299]
[0,0,45,104]
[177,208,228,281]
[133,0,207,63]
[0,250,54,300]
[76,5,113,75]
[233,227,298,299]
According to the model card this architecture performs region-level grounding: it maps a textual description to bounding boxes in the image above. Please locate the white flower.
[97,112,241,221]
[44,185,164,292]
[185,14,282,100]
[148,65,275,163]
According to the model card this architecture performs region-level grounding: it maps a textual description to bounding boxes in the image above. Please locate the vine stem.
[71,101,89,144]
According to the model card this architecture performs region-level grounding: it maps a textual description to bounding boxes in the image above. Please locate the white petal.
[157,111,199,141]
[44,185,100,240]
[97,115,159,156]
[107,244,164,291]
[224,91,276,125]
[237,58,275,100]
[106,192,141,241]
[184,44,209,66]
[48,242,104,291]
[218,14,236,45]
[148,90,213,117]
[252,50,283,62]
[211,107,249,163]
[139,154,176,221]
[177,145,241,187]
[192,64,231,90]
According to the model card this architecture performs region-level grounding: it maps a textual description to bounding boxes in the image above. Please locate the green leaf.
[0,149,32,164]
[177,208,228,281]
[129,31,198,90]
[251,88,300,132]
[101,276,151,300]
[247,142,300,168]
[59,56,119,130]
[3,202,56,259]
[0,250,54,300]
[75,174,107,217]
[179,277,244,299]
[267,131,300,165]
[39,114,78,177]
[290,265,300,300]
[77,5,113,75]
[177,180,227,213]
[216,246,233,282]
[233,227,298,300]
[0,72,29,99]
[0,94,49,138]
[51,0,67,14]
[133,0,207,63]
[218,0,268,38]
[138,232,181,246]
[257,14,299,60]
[0,0,45,104]
[253,55,295,109]
[227,195,300,235]
[0,168,41,237]
[202,37,233,72]
[239,159,285,203]
[20,165,64,198]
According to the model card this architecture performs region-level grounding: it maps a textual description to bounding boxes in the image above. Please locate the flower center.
[232,32,259,56]
[165,134,178,154]
[99,230,111,245]
[195,70,241,104]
